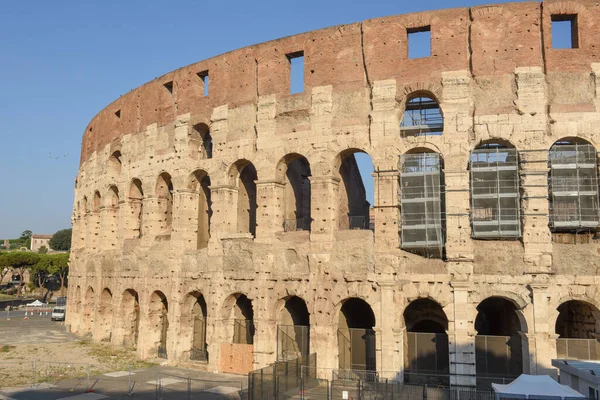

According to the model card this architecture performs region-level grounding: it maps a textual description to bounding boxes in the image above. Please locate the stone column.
[209,185,238,236]
[450,282,476,387]
[116,200,127,246]
[444,169,474,279]
[89,211,101,252]
[171,189,200,253]
[100,206,118,250]
[255,180,285,239]
[373,172,400,251]
[308,176,340,239]
[528,284,556,376]
[378,283,399,378]
[141,197,160,243]
[123,199,143,240]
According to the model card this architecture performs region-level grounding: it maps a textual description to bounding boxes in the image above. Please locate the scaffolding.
[400,97,443,137]
[549,143,600,231]
[470,147,521,239]
[399,153,444,258]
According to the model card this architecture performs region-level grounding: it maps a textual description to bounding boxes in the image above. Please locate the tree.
[49,229,72,251]
[31,254,51,290]
[38,246,48,254]
[0,252,40,295]
[20,230,32,240]
[47,253,69,295]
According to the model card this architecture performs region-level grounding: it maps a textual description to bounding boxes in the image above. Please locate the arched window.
[129,179,144,238]
[470,143,521,239]
[109,151,122,175]
[338,298,376,374]
[399,150,445,258]
[278,154,311,232]
[400,95,443,137]
[230,161,257,237]
[189,170,212,249]
[336,150,373,230]
[156,173,174,232]
[192,123,213,159]
[549,139,600,231]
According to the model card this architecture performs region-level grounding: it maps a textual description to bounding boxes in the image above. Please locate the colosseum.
[67,0,600,389]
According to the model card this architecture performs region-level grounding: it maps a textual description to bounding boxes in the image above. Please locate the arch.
[335,149,373,230]
[155,172,174,232]
[224,293,255,345]
[403,298,450,386]
[188,170,212,249]
[108,185,119,208]
[97,288,113,341]
[82,286,95,336]
[92,191,101,212]
[399,149,445,258]
[555,300,600,339]
[400,92,443,137]
[191,123,213,159]
[277,154,312,232]
[470,141,521,239]
[108,150,122,175]
[337,297,376,372]
[148,290,169,358]
[474,297,525,384]
[277,296,310,362]
[181,291,209,362]
[128,179,144,238]
[548,138,600,232]
[121,289,140,348]
[82,196,88,215]
[229,160,257,237]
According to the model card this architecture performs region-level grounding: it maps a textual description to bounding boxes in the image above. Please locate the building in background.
[30,234,53,252]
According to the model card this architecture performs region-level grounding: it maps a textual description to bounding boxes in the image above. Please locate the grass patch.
[0,344,15,352]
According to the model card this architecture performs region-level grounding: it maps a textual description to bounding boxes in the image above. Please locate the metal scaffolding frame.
[399,153,444,258]
[400,97,443,137]
[549,143,600,231]
[470,147,521,239]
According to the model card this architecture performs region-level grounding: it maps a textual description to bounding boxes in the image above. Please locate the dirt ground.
[0,311,154,388]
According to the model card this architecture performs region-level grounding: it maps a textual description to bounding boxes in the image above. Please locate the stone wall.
[68,0,600,386]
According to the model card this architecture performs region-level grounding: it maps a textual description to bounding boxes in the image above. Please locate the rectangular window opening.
[163,81,174,96]
[408,26,431,59]
[197,71,209,97]
[551,14,578,49]
[287,51,304,94]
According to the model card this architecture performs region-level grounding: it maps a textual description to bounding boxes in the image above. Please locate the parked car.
[51,307,66,321]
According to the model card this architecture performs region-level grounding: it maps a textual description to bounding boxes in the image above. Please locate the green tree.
[20,230,32,240]
[47,253,69,295]
[49,229,72,251]
[31,254,51,290]
[38,246,48,254]
[0,252,40,295]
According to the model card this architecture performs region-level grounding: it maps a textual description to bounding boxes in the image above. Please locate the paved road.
[0,310,76,345]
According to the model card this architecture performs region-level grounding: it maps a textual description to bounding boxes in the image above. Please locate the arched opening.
[556,300,600,360]
[230,161,257,237]
[403,299,449,386]
[97,288,113,341]
[338,298,376,374]
[400,94,443,137]
[129,179,144,238]
[108,186,119,208]
[232,294,255,345]
[475,297,524,388]
[155,173,174,233]
[184,293,208,362]
[399,149,445,258]
[80,197,88,246]
[82,287,95,336]
[149,291,169,358]
[107,186,120,246]
[277,155,312,232]
[189,170,212,249]
[109,150,122,175]
[121,289,140,348]
[192,123,213,159]
[337,150,373,230]
[548,139,600,231]
[93,191,101,212]
[470,142,521,239]
[277,296,310,362]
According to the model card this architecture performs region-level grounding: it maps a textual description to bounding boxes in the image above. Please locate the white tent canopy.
[492,375,584,399]
[26,300,46,307]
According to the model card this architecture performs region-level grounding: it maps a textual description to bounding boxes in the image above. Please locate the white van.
[51,307,66,321]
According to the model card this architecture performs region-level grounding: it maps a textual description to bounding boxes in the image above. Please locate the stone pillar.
[450,282,476,387]
[528,284,556,376]
[378,283,399,378]
[373,172,399,251]
[171,190,200,253]
[515,67,552,273]
[209,185,238,236]
[255,180,285,239]
[116,200,127,245]
[308,176,340,239]
[253,310,277,370]
[88,211,101,252]
[123,199,143,240]
[141,197,160,242]
[100,206,118,250]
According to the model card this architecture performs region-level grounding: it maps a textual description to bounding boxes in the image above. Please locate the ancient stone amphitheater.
[67,0,600,388]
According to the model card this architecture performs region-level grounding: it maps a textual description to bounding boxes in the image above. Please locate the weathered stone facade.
[68,0,600,387]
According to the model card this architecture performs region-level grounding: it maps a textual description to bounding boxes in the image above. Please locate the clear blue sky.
[0,0,530,239]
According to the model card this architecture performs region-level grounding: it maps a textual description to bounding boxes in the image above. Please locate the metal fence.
[556,338,600,360]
